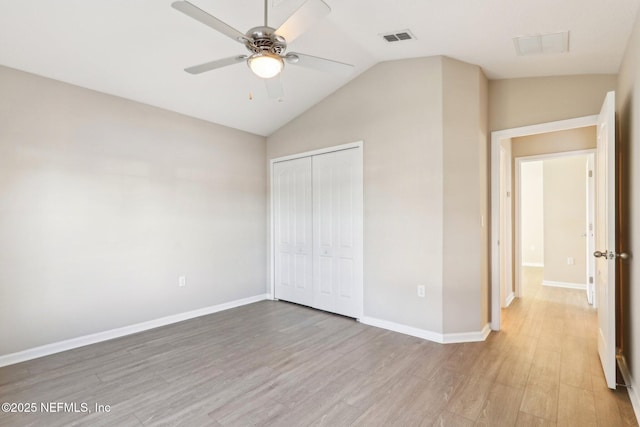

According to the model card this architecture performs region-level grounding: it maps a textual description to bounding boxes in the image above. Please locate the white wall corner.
[0,294,269,368]
[618,354,640,424]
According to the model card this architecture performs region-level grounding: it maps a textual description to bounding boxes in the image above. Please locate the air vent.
[513,31,570,56]
[381,29,416,43]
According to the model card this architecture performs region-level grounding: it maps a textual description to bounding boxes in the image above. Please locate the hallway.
[497,266,636,425]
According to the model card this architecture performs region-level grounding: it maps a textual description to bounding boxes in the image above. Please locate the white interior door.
[595,91,617,389]
[273,157,313,307]
[312,149,363,318]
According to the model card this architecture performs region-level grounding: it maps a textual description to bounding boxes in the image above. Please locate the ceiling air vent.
[381,29,416,43]
[513,31,570,55]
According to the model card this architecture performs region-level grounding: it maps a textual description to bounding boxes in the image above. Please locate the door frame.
[268,141,364,317]
[499,141,514,308]
[491,116,598,330]
[586,153,596,306]
[514,149,596,299]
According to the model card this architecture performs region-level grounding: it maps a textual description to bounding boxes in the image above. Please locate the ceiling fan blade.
[265,75,285,100]
[185,55,247,74]
[275,0,330,43]
[285,52,354,75]
[172,1,248,43]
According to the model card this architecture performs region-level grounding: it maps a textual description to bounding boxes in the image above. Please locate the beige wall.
[543,156,588,285]
[510,127,596,291]
[268,57,446,333]
[520,161,544,266]
[616,7,640,385]
[512,127,597,157]
[489,75,617,132]
[519,155,590,285]
[442,58,489,333]
[0,66,267,356]
[267,56,489,335]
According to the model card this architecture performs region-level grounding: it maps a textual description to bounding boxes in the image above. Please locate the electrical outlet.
[178,275,186,287]
[417,285,425,298]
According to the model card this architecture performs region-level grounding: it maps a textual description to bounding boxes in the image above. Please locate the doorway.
[492,91,619,390]
[491,115,598,330]
[516,151,596,304]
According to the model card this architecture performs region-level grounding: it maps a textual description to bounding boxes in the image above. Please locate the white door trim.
[269,141,364,318]
[270,141,363,163]
[499,141,514,308]
[586,153,596,306]
[491,116,598,331]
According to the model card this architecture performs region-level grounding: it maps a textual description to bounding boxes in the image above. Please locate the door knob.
[594,250,629,260]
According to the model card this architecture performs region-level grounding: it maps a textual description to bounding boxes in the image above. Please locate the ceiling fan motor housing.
[245,26,287,55]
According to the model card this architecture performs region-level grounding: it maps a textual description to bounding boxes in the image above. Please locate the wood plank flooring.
[0,267,637,426]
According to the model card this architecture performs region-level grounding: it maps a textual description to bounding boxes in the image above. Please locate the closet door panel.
[312,148,362,318]
[273,157,313,306]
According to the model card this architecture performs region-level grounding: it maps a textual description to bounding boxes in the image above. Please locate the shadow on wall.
[618,92,633,368]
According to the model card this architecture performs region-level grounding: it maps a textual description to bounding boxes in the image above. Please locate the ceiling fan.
[171,0,354,98]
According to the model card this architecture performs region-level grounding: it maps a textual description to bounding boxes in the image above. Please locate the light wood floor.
[0,267,637,426]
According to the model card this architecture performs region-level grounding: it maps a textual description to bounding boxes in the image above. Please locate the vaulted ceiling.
[0,0,638,136]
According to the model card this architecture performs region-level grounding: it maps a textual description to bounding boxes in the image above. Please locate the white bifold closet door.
[273,147,362,318]
[273,156,313,307]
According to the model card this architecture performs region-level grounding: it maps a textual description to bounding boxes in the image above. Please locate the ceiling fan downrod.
[264,0,268,27]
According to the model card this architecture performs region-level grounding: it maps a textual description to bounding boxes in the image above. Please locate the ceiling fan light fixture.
[248,52,284,78]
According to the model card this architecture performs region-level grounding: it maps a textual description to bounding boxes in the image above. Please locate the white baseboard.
[542,280,586,290]
[442,323,492,344]
[617,353,640,424]
[522,262,544,268]
[505,292,515,307]
[0,294,269,368]
[359,316,491,344]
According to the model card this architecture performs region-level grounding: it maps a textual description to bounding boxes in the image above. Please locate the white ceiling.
[0,0,638,136]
